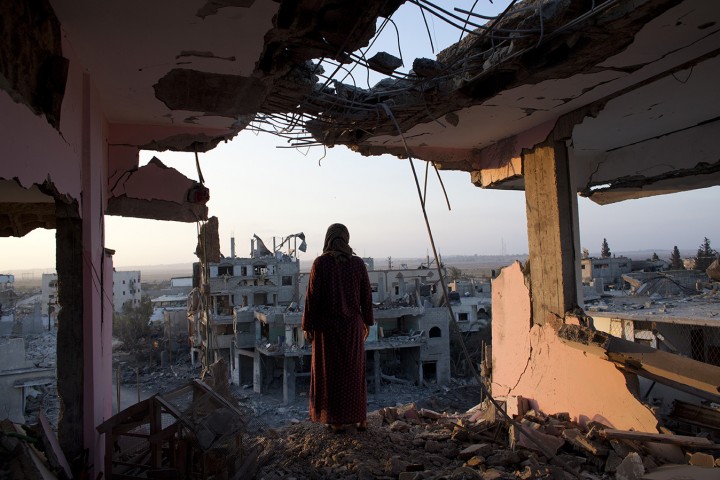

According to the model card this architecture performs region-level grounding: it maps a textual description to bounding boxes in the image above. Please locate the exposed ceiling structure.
[2,0,718,236]
[270,0,719,205]
[48,0,404,151]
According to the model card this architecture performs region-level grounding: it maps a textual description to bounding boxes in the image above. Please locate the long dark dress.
[302,254,374,424]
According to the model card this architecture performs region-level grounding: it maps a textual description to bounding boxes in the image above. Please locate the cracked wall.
[491,262,660,432]
[107,157,209,222]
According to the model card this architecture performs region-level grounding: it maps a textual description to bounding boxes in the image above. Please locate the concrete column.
[56,202,84,461]
[523,141,580,325]
[283,356,296,404]
[253,350,263,394]
[79,72,111,473]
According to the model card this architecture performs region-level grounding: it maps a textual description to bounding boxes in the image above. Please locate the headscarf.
[322,223,353,261]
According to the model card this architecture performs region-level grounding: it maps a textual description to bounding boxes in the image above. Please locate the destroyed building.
[0,274,15,317]
[40,273,59,318]
[2,0,720,477]
[0,338,54,424]
[188,234,303,367]
[192,240,452,404]
[581,255,633,292]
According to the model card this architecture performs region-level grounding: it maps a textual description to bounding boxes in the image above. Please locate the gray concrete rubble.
[254,397,720,479]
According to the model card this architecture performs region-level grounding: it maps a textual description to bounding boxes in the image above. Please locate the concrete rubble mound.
[255,400,720,480]
[3,382,720,479]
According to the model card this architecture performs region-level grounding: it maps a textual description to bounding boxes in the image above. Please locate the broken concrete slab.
[616,452,645,480]
[367,52,403,75]
[641,464,720,479]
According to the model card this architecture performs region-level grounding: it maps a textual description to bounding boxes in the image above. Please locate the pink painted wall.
[110,157,200,203]
[0,87,81,199]
[491,261,660,432]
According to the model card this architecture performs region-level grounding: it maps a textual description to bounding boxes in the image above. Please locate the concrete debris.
[0,420,47,480]
[707,258,720,282]
[412,58,445,78]
[687,452,716,468]
[367,52,403,75]
[252,396,720,479]
[616,452,645,480]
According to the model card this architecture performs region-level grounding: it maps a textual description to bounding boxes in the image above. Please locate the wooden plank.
[97,398,152,433]
[670,400,720,431]
[154,396,184,420]
[600,429,713,447]
[148,423,179,444]
[38,410,72,479]
[115,431,150,439]
[562,428,609,456]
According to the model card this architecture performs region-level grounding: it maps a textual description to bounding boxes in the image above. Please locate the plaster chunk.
[615,452,644,480]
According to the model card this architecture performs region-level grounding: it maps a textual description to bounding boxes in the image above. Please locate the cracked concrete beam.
[559,324,720,400]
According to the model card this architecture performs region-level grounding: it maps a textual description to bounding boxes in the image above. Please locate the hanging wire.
[248,0,619,155]
[379,101,582,479]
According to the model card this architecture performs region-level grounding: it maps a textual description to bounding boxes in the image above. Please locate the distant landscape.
[6,248,695,287]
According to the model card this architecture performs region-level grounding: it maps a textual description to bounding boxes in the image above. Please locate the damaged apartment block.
[190,227,454,404]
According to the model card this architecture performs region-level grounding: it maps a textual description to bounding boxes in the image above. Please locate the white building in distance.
[42,270,142,315]
[113,270,142,312]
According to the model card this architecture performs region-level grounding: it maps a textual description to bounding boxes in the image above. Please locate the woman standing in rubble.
[302,223,374,433]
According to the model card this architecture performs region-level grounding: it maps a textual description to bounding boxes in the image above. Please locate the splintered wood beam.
[670,400,720,431]
[600,429,714,448]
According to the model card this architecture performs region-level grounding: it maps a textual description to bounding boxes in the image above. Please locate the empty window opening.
[218,265,233,276]
[254,264,267,276]
[282,276,293,286]
[429,326,442,338]
[458,313,468,321]
[422,361,437,383]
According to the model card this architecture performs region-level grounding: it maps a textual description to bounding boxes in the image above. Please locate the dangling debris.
[367,52,403,75]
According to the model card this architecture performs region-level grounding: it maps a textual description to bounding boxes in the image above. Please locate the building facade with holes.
[112,270,141,312]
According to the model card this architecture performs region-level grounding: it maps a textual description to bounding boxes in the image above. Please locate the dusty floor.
[18,330,713,480]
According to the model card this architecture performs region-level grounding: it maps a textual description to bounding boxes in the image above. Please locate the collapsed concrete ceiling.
[292,0,720,204]
[47,0,404,151]
[3,0,718,215]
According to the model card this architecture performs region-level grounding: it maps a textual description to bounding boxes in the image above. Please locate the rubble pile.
[255,401,720,480]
